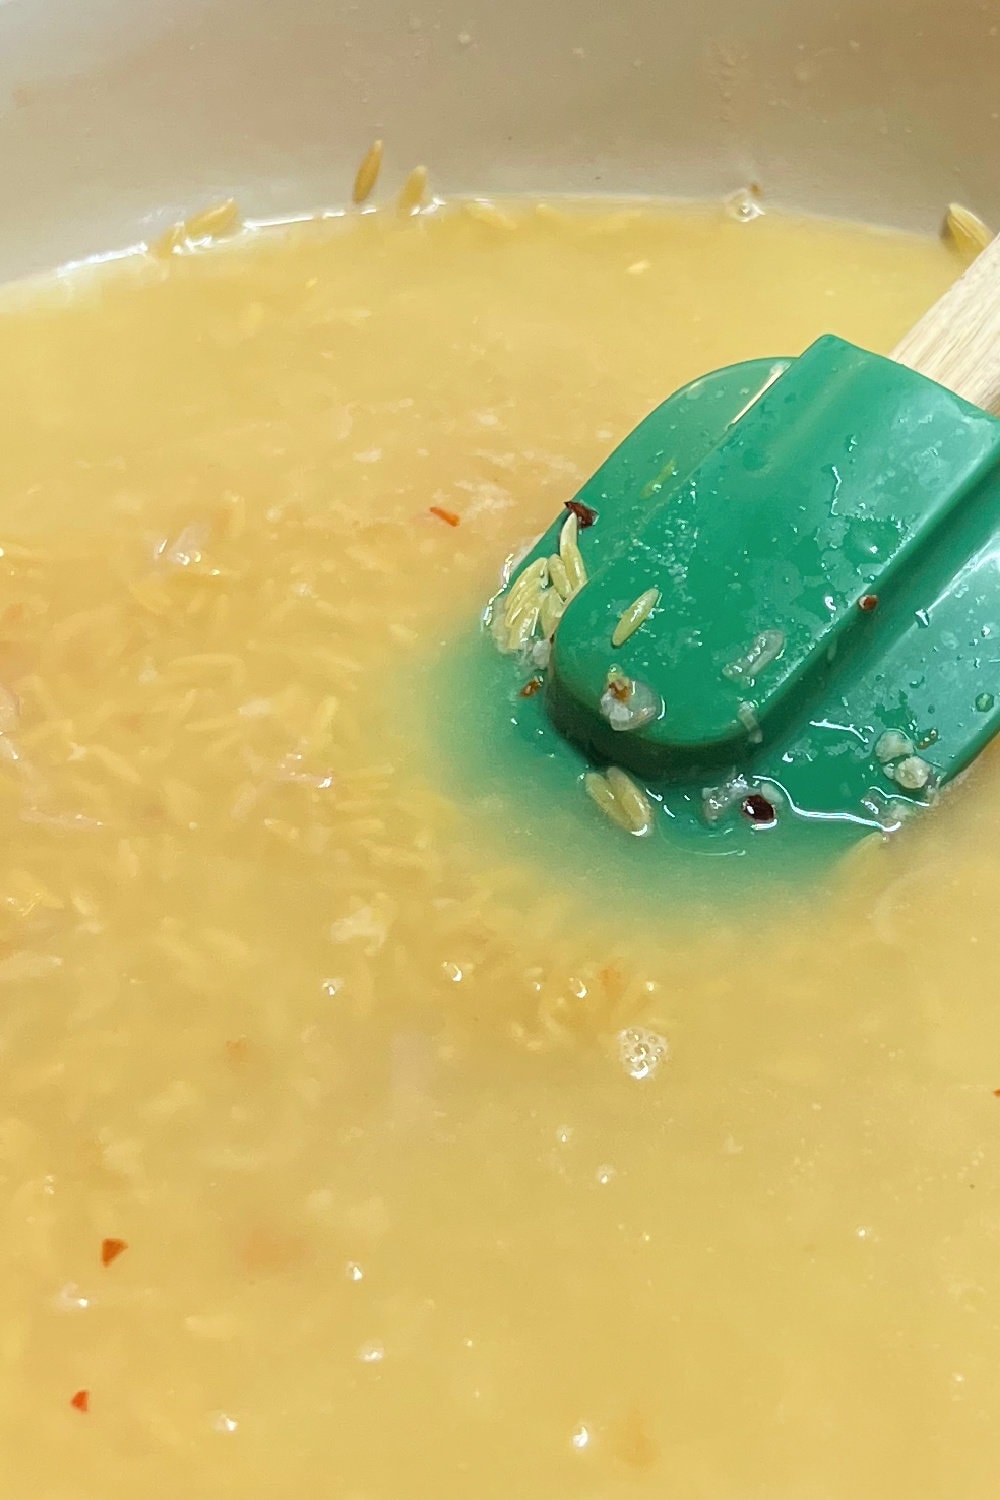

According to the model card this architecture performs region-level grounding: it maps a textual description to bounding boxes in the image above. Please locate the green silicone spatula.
[483,231,1000,846]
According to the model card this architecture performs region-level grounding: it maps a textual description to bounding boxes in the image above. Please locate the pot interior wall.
[0,0,996,277]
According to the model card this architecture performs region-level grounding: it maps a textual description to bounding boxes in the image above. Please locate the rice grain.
[606,766,655,835]
[184,199,242,242]
[584,768,654,836]
[463,201,518,231]
[944,202,993,257]
[559,512,587,592]
[352,141,384,206]
[504,581,544,629]
[505,557,548,610]
[508,605,540,651]
[584,771,634,832]
[548,555,571,599]
[398,165,429,216]
[87,745,143,785]
[539,589,565,637]
[611,587,660,647]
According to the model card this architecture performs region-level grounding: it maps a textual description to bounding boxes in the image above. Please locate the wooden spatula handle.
[892,233,1000,416]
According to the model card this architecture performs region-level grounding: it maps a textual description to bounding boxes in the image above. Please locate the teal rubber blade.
[484,337,1000,839]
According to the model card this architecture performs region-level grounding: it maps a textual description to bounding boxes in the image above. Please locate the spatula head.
[489,337,1000,835]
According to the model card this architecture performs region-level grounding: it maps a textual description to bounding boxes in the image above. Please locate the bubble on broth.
[617,1026,669,1081]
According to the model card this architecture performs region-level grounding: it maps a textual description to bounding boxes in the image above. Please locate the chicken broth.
[1,199,997,1498]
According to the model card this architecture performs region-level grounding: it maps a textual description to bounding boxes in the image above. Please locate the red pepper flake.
[858,594,879,613]
[101,1237,128,1268]
[429,506,460,528]
[600,963,624,999]
[993,1088,1000,1098]
[564,500,598,529]
[742,793,777,825]
[225,1036,250,1065]
[70,1389,90,1413]
[519,676,543,698]
[608,677,631,702]
[238,1225,307,1276]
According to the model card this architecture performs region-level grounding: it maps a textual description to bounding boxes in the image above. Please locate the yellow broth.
[1,200,998,1498]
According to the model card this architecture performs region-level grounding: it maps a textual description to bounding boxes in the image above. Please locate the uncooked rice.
[539,590,565,637]
[605,766,654,835]
[150,199,243,258]
[398,165,429,216]
[584,770,635,832]
[510,604,540,650]
[183,199,243,243]
[584,766,654,836]
[548,555,571,599]
[490,553,574,656]
[504,557,548,621]
[462,200,519,232]
[944,202,993,257]
[352,140,385,205]
[558,512,587,592]
[611,587,660,647]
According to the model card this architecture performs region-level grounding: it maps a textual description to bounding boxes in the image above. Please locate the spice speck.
[428,505,460,527]
[858,594,878,613]
[70,1389,90,1413]
[101,1237,128,1268]
[742,793,777,825]
[564,500,597,529]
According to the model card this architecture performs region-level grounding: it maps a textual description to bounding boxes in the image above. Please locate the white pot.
[0,0,995,277]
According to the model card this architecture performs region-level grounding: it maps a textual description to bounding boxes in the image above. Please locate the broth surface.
[2,200,999,1498]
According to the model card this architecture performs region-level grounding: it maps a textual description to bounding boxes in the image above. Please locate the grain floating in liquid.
[461,199,520,232]
[583,766,654,836]
[150,198,243,258]
[398,164,430,216]
[584,769,636,832]
[183,198,243,243]
[605,765,655,834]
